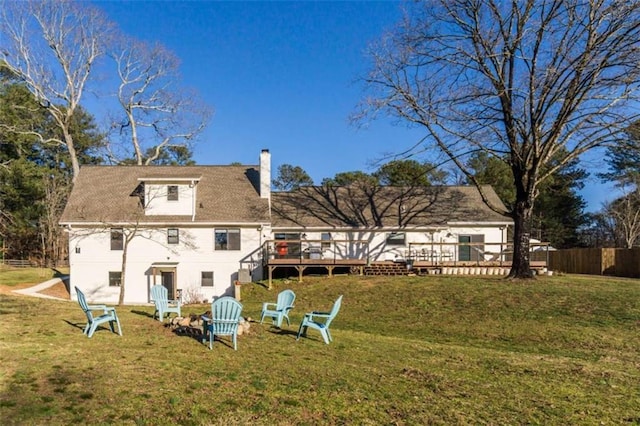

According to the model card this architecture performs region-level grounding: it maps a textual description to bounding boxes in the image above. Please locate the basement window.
[109,271,122,287]
[201,271,214,287]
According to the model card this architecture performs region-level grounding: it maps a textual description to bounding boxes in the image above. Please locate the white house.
[60,150,513,304]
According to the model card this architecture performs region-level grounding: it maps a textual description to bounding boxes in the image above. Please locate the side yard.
[0,274,639,424]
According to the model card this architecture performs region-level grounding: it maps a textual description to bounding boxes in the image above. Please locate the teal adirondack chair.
[203,297,243,350]
[150,285,181,322]
[75,286,122,338]
[260,289,295,328]
[296,295,343,344]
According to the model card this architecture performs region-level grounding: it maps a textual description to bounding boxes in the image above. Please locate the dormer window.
[167,185,179,201]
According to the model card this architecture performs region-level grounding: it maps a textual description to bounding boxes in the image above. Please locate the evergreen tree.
[0,80,105,263]
[273,164,313,191]
[599,120,640,188]
[468,151,587,249]
[374,159,447,186]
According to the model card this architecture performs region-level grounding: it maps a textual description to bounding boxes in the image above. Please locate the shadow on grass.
[171,324,244,350]
[172,325,204,342]
[266,326,300,339]
[130,309,154,319]
[64,319,85,332]
[252,281,270,290]
[171,325,238,350]
[203,334,238,350]
[64,319,119,337]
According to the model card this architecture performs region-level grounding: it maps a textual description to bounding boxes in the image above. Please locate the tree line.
[273,136,640,252]
[0,0,210,265]
[2,1,640,280]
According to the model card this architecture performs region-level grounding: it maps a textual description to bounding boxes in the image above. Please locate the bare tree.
[601,186,640,248]
[39,173,70,267]
[108,37,212,165]
[358,0,640,278]
[0,0,112,182]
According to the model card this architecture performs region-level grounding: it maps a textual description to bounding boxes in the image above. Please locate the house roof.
[59,165,271,224]
[270,184,512,229]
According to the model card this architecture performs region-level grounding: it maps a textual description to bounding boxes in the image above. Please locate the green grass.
[0,267,68,286]
[1,274,639,424]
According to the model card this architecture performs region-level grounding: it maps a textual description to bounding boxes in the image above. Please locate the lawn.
[0,266,67,287]
[0,274,639,425]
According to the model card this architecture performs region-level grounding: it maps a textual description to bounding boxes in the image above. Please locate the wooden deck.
[264,257,548,286]
[265,258,368,285]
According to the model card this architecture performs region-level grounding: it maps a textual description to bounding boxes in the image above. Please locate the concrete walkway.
[12,276,70,300]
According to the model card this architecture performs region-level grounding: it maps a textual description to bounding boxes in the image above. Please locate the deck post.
[268,266,275,289]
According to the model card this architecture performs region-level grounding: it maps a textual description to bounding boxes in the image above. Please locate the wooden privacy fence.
[549,248,640,278]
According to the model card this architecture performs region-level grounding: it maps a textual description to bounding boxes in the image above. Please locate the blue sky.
[95,0,615,212]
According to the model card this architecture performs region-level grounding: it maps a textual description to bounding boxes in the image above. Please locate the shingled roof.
[59,165,271,224]
[270,184,511,229]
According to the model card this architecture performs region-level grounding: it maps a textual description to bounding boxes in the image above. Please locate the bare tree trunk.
[509,198,533,279]
[62,126,81,183]
[119,240,128,306]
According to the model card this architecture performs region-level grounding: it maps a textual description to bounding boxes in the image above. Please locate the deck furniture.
[297,295,343,344]
[75,286,122,338]
[150,284,181,322]
[202,297,243,350]
[260,289,296,328]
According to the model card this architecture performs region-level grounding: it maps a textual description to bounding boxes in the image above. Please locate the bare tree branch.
[108,36,213,165]
[0,0,113,182]
[358,0,640,277]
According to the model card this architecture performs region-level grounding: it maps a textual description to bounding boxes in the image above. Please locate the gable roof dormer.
[59,165,270,225]
[137,175,202,218]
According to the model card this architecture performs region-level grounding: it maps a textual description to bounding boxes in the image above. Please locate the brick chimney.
[260,149,271,203]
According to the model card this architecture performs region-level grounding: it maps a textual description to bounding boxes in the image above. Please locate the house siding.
[277,227,507,262]
[61,154,513,304]
[68,225,264,304]
[144,183,197,216]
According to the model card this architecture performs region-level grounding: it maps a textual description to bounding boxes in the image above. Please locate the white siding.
[286,226,507,262]
[69,225,263,304]
[68,222,507,304]
[144,183,195,216]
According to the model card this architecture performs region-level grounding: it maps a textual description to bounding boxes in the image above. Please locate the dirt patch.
[38,281,70,299]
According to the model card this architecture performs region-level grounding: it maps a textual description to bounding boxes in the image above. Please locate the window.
[321,232,332,250]
[215,228,241,250]
[109,271,122,287]
[274,232,301,257]
[168,228,179,245]
[167,185,179,201]
[459,234,485,262]
[111,228,123,250]
[386,232,406,245]
[201,271,214,287]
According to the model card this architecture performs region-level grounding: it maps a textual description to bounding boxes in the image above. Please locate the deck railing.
[262,239,552,267]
